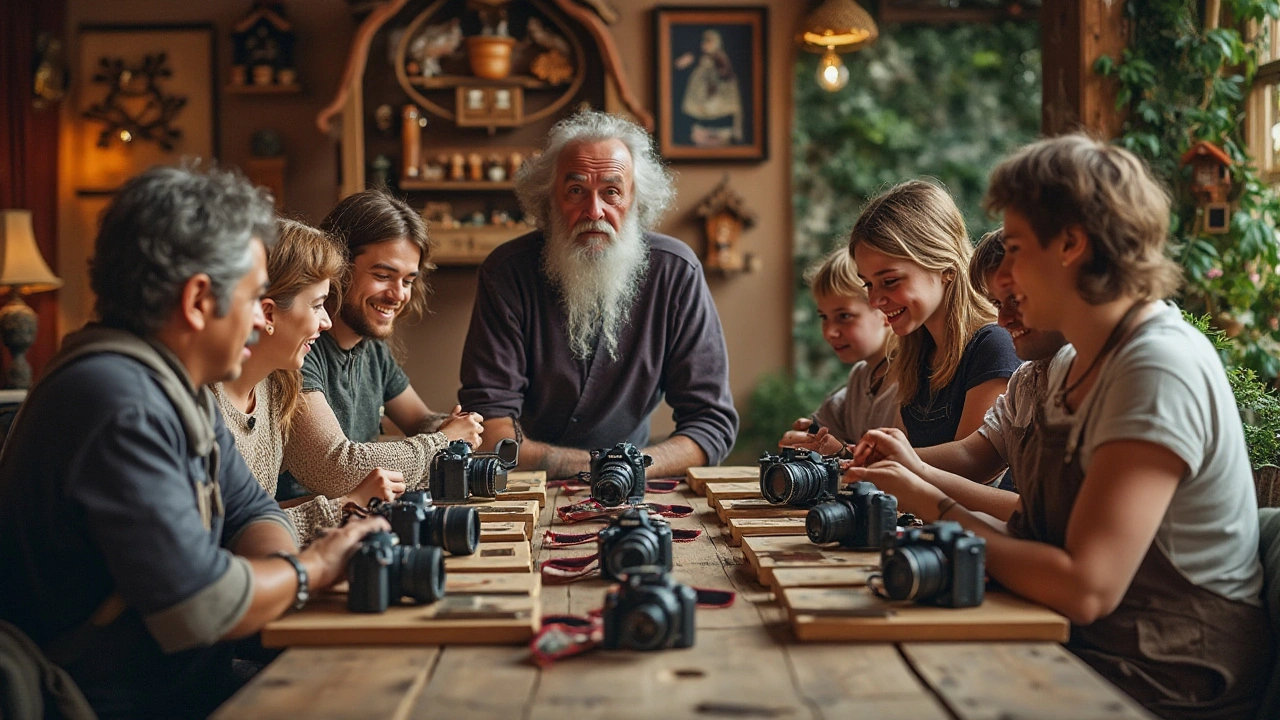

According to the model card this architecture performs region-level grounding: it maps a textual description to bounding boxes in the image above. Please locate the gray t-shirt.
[811,360,899,444]
[301,332,411,443]
[979,357,1050,465]
[1043,302,1262,604]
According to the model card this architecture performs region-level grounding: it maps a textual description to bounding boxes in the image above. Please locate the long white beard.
[542,212,649,361]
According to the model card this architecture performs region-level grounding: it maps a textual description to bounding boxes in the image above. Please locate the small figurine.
[450,153,466,181]
[469,211,486,226]
[508,151,524,178]
[467,153,484,182]
[375,104,394,134]
[371,155,392,188]
[486,154,507,182]
[408,18,463,77]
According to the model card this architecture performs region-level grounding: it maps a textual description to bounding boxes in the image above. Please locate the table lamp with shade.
[0,210,62,389]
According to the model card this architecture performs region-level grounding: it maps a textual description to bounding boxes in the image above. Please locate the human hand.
[779,427,844,456]
[791,417,813,432]
[674,52,694,69]
[340,468,405,508]
[850,427,925,475]
[843,460,945,517]
[300,515,390,589]
[439,405,483,446]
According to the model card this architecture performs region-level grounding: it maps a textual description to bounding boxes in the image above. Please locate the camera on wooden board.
[597,507,674,582]
[601,567,696,651]
[589,442,653,507]
[431,438,520,504]
[757,447,841,508]
[369,492,480,556]
[805,481,898,551]
[347,530,446,613]
[880,521,985,609]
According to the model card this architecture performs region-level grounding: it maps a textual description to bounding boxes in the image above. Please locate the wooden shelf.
[224,83,303,95]
[408,74,551,90]
[401,179,515,191]
[431,225,529,266]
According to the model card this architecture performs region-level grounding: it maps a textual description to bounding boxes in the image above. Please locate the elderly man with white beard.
[458,111,738,479]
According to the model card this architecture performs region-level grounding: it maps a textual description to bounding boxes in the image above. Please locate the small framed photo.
[654,6,767,161]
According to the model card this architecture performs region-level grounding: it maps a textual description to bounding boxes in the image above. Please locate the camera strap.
[547,477,683,495]
[557,499,694,523]
[542,527,703,548]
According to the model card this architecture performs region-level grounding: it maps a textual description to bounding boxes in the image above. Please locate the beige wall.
[57,0,800,444]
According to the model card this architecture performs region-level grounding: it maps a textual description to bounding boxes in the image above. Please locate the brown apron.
[1006,399,1273,720]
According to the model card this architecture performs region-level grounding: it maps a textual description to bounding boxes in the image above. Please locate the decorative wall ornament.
[231,1,298,89]
[82,53,187,150]
[695,174,758,273]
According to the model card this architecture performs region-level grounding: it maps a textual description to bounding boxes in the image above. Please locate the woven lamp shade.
[801,0,879,54]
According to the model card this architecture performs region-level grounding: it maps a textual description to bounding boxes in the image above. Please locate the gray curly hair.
[514,111,675,231]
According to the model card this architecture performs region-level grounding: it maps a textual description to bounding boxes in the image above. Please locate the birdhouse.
[1179,141,1234,234]
[695,175,758,273]
[231,1,297,88]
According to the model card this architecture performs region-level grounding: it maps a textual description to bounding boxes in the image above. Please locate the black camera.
[597,507,674,582]
[347,530,446,613]
[589,442,653,507]
[601,568,696,651]
[805,481,898,550]
[369,493,480,556]
[757,448,842,508]
[880,521,985,608]
[430,438,519,504]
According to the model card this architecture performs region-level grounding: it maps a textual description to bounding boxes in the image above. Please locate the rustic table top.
[214,481,1156,720]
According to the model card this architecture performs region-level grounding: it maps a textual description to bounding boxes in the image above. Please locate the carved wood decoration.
[696,174,757,273]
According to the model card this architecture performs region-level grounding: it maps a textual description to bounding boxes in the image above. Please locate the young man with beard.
[459,110,738,479]
[847,227,1069,519]
[0,166,385,718]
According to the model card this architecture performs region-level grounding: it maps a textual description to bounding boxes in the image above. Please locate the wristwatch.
[269,551,309,611]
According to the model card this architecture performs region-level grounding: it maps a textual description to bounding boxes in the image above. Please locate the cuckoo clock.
[1180,140,1233,234]
[231,1,297,89]
[695,175,757,273]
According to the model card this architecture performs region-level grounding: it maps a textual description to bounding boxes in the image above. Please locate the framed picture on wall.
[654,6,767,162]
[75,24,217,192]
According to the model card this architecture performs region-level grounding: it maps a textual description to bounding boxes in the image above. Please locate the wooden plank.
[770,566,875,589]
[261,591,539,647]
[211,646,437,719]
[480,520,528,543]
[475,499,539,538]
[742,535,878,588]
[498,470,548,507]
[446,571,540,596]
[444,541,532,573]
[409,646,538,719]
[785,644,951,720]
[686,465,757,495]
[528,625,810,720]
[716,497,808,523]
[784,587,1070,643]
[728,516,806,546]
[901,642,1157,720]
[704,481,761,510]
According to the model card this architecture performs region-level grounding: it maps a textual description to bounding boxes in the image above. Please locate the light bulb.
[816,47,849,92]
[118,129,133,143]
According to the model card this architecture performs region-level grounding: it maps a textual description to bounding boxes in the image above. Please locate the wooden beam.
[1041,0,1128,137]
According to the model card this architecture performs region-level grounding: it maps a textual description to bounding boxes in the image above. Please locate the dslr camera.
[589,442,653,507]
[880,521,985,608]
[757,447,842,508]
[431,438,520,504]
[370,493,480,556]
[601,568,696,651]
[805,481,898,551]
[347,530,446,613]
[597,507,673,582]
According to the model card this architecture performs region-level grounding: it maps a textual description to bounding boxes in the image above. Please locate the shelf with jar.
[424,200,529,266]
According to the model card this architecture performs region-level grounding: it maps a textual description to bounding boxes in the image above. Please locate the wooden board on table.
[480,520,528,543]
[717,497,809,524]
[475,499,539,538]
[446,571,541,596]
[444,541,532,573]
[705,481,762,510]
[770,566,876,589]
[262,591,539,647]
[498,470,548,507]
[741,535,878,588]
[784,644,952,719]
[686,465,758,495]
[727,517,806,546]
[782,587,1070,643]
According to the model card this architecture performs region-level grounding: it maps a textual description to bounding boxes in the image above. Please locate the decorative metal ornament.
[82,53,187,151]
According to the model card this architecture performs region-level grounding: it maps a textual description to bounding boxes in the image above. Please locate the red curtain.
[0,0,65,380]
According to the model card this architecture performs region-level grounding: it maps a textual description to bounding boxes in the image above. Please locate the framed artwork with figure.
[654,7,767,161]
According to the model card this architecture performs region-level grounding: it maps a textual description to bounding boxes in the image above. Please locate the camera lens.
[762,462,826,505]
[605,531,660,578]
[882,545,948,602]
[593,463,634,507]
[427,505,480,556]
[806,501,855,544]
[397,545,446,604]
[620,602,669,651]
[470,457,504,497]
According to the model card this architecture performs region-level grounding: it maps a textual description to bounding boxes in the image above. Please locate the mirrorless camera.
[880,521,985,608]
[597,507,674,582]
[589,442,653,507]
[601,568,696,651]
[431,438,519,504]
[758,447,842,508]
[805,481,898,550]
[347,530,446,613]
[369,493,480,556]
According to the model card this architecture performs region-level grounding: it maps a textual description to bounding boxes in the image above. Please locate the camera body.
[347,531,446,613]
[880,521,985,608]
[371,494,480,556]
[601,569,697,651]
[757,447,842,508]
[431,438,519,504]
[597,507,674,582]
[589,442,653,507]
[805,481,898,550]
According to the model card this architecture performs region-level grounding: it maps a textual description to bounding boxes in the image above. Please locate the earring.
[265,324,274,335]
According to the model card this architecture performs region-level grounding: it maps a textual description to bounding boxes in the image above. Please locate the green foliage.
[1184,311,1280,466]
[1095,0,1280,381]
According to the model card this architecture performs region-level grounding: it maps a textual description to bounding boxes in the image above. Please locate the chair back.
[1256,507,1280,719]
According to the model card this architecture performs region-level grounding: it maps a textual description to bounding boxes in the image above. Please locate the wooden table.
[214,484,1156,720]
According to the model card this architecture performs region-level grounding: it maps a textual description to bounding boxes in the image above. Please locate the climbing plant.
[1095,0,1280,381]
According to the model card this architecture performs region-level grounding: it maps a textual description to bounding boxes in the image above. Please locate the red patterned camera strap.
[556,499,694,523]
[546,477,683,495]
[542,527,703,548]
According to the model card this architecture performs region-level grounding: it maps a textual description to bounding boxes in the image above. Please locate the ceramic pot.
[467,36,516,80]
